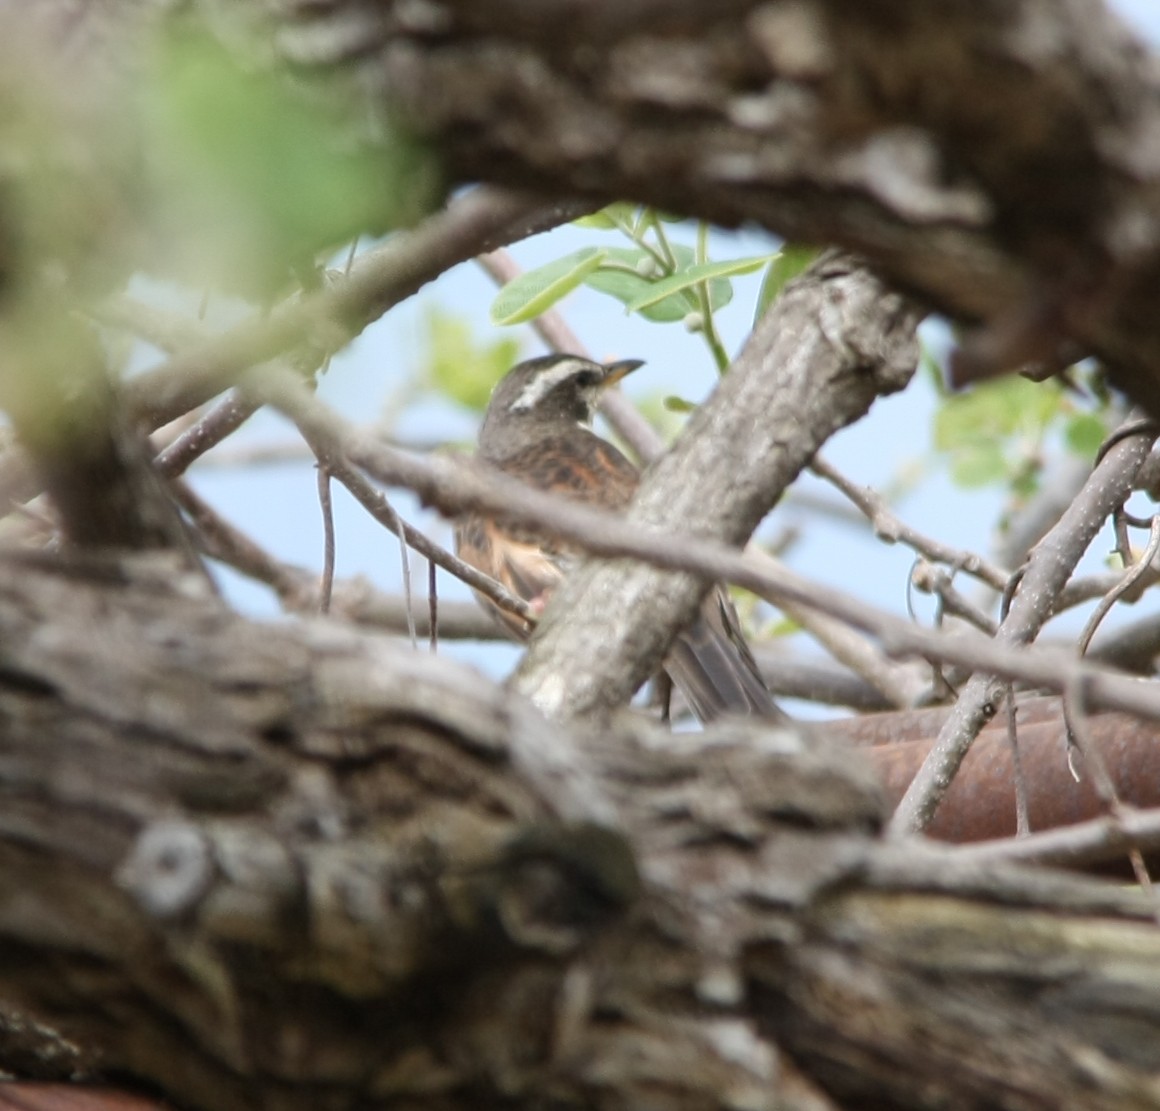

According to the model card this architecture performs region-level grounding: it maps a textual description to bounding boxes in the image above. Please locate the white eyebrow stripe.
[509,358,593,411]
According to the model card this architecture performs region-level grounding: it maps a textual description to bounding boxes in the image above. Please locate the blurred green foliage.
[422,307,522,413]
[932,374,1109,497]
[144,30,442,297]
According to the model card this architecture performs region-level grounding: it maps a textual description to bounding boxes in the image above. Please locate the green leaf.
[1064,413,1107,458]
[919,343,948,397]
[933,378,1060,452]
[949,443,1008,488]
[583,247,667,311]
[753,246,818,323]
[423,308,520,412]
[573,212,618,230]
[764,615,803,638]
[490,247,607,325]
[572,203,638,230]
[584,246,734,323]
[625,255,772,313]
[663,395,697,413]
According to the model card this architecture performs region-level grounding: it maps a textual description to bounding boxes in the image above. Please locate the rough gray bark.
[184,0,1160,415]
[2,555,1160,1111]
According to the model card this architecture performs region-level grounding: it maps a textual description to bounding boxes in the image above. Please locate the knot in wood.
[116,821,214,919]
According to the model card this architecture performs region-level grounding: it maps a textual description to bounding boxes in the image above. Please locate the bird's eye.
[574,370,602,388]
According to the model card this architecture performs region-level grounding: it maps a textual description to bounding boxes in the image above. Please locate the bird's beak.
[601,358,645,386]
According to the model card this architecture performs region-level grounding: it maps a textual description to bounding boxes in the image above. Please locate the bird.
[454,353,782,723]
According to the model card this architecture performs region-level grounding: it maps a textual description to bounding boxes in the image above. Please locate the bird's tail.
[664,594,785,723]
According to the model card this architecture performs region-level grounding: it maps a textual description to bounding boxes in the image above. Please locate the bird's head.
[478,354,644,455]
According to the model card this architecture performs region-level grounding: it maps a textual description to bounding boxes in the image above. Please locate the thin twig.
[948,806,1160,870]
[316,464,336,615]
[1077,515,1160,656]
[890,412,1158,836]
[428,560,438,654]
[1062,676,1155,897]
[391,499,418,650]
[156,392,259,478]
[910,561,999,635]
[1004,688,1031,836]
[812,455,1010,592]
[1055,565,1160,614]
[247,365,1160,727]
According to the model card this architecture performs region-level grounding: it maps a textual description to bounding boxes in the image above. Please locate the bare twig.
[1077,516,1160,656]
[428,560,438,653]
[177,437,453,470]
[948,806,1160,870]
[157,392,258,478]
[890,413,1158,836]
[1004,689,1031,836]
[246,365,1160,728]
[753,650,899,711]
[910,561,999,635]
[390,500,418,650]
[1055,565,1160,615]
[316,465,336,615]
[1063,677,1155,895]
[812,455,1010,591]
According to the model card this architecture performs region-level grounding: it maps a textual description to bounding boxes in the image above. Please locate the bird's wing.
[497,435,639,513]
[454,515,566,639]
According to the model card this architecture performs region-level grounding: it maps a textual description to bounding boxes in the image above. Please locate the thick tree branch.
[2,556,1160,1110]
[231,0,1160,416]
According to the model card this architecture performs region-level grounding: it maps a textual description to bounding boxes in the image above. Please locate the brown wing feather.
[455,431,638,637]
[498,434,639,512]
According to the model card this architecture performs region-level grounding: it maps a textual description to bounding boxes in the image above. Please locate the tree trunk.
[1,555,1158,1111]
